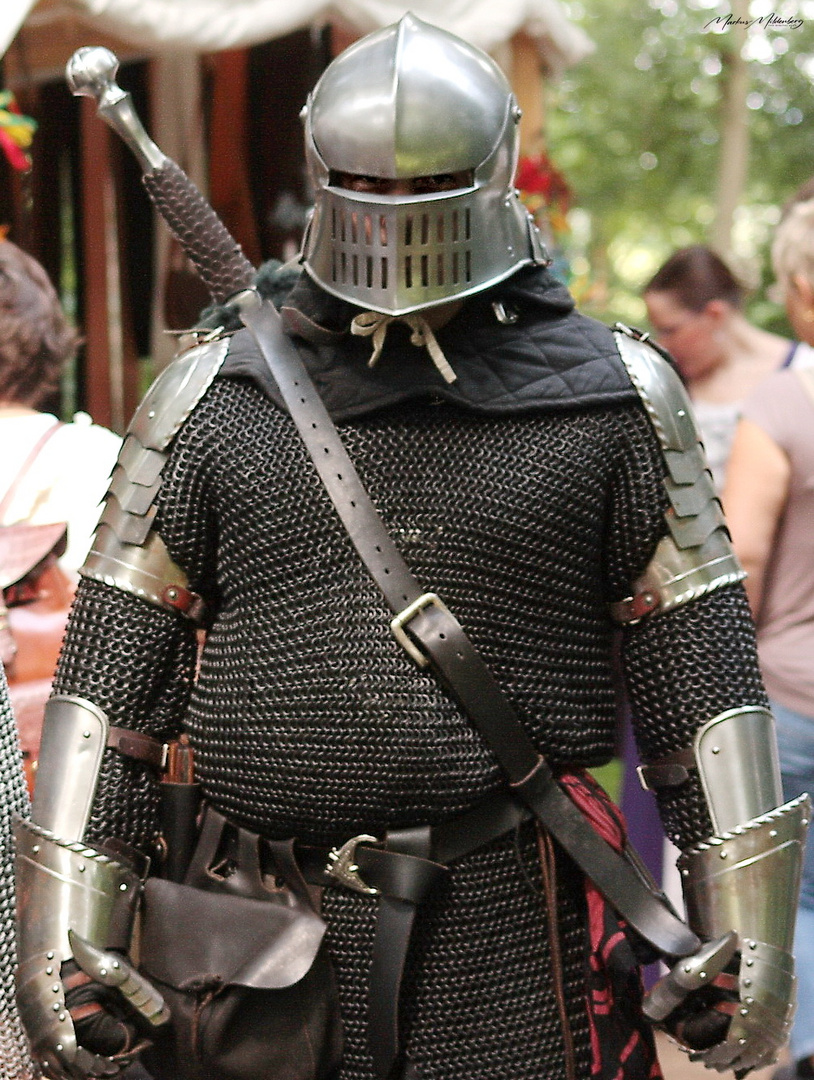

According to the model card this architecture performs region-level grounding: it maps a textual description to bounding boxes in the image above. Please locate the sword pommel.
[66,46,120,101]
[66,46,166,173]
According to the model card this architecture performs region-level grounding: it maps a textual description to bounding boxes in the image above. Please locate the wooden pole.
[711,0,750,260]
[79,94,115,430]
[510,31,546,159]
[79,95,139,433]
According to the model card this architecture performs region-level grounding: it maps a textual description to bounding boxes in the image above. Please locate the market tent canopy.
[1,0,593,74]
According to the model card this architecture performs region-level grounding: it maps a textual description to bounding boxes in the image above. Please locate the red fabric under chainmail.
[559,769,664,1080]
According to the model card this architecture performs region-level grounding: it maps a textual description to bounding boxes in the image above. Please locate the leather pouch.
[139,805,344,1080]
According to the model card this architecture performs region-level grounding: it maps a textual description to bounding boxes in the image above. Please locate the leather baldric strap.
[238,294,701,1076]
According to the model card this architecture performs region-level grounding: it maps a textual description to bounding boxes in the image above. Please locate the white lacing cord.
[351,311,458,384]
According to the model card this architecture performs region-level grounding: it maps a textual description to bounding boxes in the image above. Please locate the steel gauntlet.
[15,696,168,1079]
[643,706,809,1075]
[678,795,809,1074]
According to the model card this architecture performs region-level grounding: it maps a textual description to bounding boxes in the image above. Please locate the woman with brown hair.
[643,244,806,491]
[0,238,120,570]
[0,237,120,788]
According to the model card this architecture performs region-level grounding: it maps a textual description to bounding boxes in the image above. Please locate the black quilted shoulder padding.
[221,266,639,420]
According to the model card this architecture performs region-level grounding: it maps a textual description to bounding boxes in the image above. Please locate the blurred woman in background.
[0,237,120,787]
[643,244,806,491]
[0,238,120,569]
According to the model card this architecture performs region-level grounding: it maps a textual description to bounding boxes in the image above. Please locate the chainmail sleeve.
[604,404,768,850]
[622,590,768,848]
[0,667,39,1078]
[52,582,198,853]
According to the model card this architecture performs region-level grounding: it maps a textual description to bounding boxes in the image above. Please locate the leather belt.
[296,789,530,1078]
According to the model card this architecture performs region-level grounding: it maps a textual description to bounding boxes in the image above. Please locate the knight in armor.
[14,14,807,1080]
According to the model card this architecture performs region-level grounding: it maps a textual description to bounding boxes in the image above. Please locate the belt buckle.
[390,591,451,668]
[326,834,380,895]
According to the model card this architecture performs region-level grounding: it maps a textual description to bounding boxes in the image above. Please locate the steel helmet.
[300,13,547,315]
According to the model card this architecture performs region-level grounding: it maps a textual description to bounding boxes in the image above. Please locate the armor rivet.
[56,1045,63,1053]
[711,746,720,754]
[113,960,120,969]
[32,845,39,853]
[78,863,85,872]
[770,830,778,838]
[681,868,689,876]
[677,409,686,417]
[100,968,107,977]
[744,979,752,987]
[749,940,757,949]
[52,984,60,993]
[746,996,754,1005]
[59,1013,66,1022]
[47,952,54,960]
[719,850,728,858]
[739,1039,747,1046]
[120,883,128,891]
[148,410,156,419]
[83,731,91,739]
[52,1002,60,1011]
[699,970,707,979]
[740,1008,749,1016]
[46,966,53,976]
[746,959,754,967]
[167,587,177,599]
[683,965,692,973]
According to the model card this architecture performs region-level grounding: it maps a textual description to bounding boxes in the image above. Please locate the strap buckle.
[390,591,451,668]
[326,834,380,895]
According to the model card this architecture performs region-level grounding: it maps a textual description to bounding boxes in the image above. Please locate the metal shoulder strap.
[237,289,699,960]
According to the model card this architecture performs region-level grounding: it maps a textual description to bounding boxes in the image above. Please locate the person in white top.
[642,244,810,493]
[0,238,121,570]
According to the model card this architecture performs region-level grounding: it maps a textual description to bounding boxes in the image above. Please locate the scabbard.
[159,780,201,883]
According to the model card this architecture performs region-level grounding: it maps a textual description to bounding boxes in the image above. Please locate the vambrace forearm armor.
[644,705,809,1074]
[15,696,168,1078]
[610,326,745,624]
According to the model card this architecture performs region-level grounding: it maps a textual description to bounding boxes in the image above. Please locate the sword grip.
[143,159,256,304]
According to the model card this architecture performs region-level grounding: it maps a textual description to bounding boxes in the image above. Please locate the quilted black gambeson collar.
[219,266,638,420]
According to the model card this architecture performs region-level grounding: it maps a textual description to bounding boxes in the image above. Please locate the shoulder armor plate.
[130,337,229,451]
[79,337,229,620]
[610,326,745,622]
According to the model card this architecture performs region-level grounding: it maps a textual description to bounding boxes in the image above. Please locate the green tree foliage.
[547,0,814,326]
